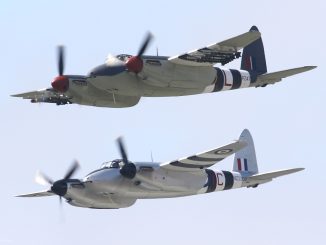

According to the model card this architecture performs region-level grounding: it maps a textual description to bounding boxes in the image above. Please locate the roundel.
[214,149,232,155]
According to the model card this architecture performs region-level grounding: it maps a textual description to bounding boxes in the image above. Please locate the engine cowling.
[125,56,143,73]
[52,75,69,92]
[120,162,137,179]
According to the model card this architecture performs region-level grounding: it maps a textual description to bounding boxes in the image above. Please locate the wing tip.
[295,167,305,172]
[305,65,317,70]
[15,190,54,197]
[295,66,317,73]
[15,194,29,197]
[281,167,305,174]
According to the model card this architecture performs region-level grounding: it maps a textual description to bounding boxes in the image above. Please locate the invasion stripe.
[187,155,223,162]
[205,169,217,193]
[230,69,242,90]
[213,68,224,92]
[170,161,213,169]
[222,171,234,190]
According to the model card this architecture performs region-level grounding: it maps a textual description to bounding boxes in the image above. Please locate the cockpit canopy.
[100,159,124,169]
[116,54,132,62]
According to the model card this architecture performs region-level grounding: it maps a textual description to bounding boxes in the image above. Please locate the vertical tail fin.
[241,26,267,75]
[233,129,258,175]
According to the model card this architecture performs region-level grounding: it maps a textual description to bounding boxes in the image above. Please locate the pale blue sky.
[1,0,325,244]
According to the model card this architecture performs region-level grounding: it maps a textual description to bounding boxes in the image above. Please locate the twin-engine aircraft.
[12,26,316,108]
[17,129,303,209]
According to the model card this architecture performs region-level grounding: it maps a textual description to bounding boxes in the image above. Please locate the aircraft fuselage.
[63,162,258,209]
[63,55,256,107]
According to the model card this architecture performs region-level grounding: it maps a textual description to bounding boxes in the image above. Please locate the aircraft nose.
[51,76,69,92]
[84,168,120,184]
[88,64,126,77]
[51,180,68,196]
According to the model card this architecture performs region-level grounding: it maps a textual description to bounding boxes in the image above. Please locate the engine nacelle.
[65,181,137,209]
[67,195,137,209]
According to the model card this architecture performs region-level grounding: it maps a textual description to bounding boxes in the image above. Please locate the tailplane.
[249,168,304,181]
[255,66,317,87]
[233,129,258,175]
[241,26,267,75]
[245,168,304,188]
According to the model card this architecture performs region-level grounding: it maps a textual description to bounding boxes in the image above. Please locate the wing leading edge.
[16,190,54,197]
[161,140,247,171]
[11,88,72,105]
[244,168,304,187]
[255,66,317,87]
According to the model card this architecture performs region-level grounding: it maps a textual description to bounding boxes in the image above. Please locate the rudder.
[233,129,258,175]
[241,26,267,75]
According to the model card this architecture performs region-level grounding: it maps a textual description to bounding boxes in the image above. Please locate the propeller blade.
[63,160,80,180]
[57,46,65,76]
[35,171,53,186]
[137,32,153,57]
[59,195,65,223]
[117,137,137,179]
[117,137,128,164]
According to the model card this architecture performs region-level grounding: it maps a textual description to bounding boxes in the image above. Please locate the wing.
[168,29,261,67]
[11,88,72,105]
[161,140,247,172]
[255,66,317,87]
[16,190,54,197]
[249,168,304,181]
[244,168,304,187]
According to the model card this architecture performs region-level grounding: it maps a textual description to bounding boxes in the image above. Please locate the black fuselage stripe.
[205,169,217,193]
[170,161,213,169]
[214,68,224,92]
[187,155,223,162]
[230,69,242,90]
[222,171,234,190]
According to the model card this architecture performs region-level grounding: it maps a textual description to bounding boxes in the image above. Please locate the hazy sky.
[1,0,325,244]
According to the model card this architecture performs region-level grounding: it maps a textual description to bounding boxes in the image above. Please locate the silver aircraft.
[12,26,316,108]
[17,129,303,209]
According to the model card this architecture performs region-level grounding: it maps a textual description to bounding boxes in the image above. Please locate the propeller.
[51,46,69,93]
[117,137,128,164]
[35,160,80,203]
[57,46,65,76]
[126,32,153,73]
[35,171,53,186]
[63,160,80,180]
[117,137,137,179]
[137,32,153,57]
